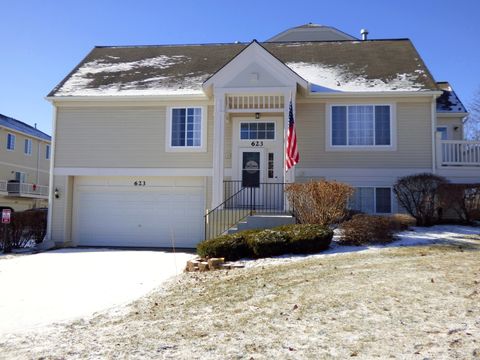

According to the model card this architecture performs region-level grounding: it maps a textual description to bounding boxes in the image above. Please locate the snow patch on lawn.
[235,225,480,268]
[0,248,195,334]
[286,62,427,92]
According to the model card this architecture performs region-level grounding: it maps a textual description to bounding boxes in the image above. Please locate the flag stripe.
[285,98,299,171]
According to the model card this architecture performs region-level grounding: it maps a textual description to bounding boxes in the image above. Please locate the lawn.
[1,229,479,359]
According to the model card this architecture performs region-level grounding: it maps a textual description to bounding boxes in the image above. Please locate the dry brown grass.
[1,241,480,359]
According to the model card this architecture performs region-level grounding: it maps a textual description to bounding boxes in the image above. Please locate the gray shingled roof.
[436,82,467,113]
[0,114,51,141]
[49,39,439,97]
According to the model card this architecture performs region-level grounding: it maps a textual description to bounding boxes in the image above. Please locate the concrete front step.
[228,214,295,234]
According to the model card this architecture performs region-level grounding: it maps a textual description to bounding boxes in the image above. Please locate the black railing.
[204,181,294,240]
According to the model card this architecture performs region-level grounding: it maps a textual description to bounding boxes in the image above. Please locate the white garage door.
[73,177,205,248]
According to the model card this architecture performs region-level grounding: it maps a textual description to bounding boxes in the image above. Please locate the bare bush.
[389,213,417,231]
[393,173,448,226]
[339,214,395,246]
[285,181,354,226]
[438,183,480,223]
[0,209,47,251]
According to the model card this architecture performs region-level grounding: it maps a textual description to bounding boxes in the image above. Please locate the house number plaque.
[250,141,264,147]
[134,181,146,186]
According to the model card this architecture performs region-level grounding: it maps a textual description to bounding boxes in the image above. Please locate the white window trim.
[46,144,51,159]
[239,121,276,141]
[6,133,15,151]
[24,139,32,156]
[326,103,397,152]
[350,186,393,214]
[165,106,207,153]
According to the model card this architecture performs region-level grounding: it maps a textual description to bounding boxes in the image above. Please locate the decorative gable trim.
[202,40,308,92]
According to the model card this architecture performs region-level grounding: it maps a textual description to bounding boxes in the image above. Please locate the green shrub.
[247,229,290,258]
[196,230,258,261]
[339,214,395,246]
[275,224,333,254]
[196,224,333,260]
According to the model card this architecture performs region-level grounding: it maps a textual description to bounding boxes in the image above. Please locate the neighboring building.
[0,114,51,211]
[46,25,478,248]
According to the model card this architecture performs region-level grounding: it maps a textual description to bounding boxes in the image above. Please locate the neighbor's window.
[240,122,275,140]
[349,187,392,214]
[332,105,391,146]
[24,139,32,155]
[6,133,15,151]
[170,108,202,147]
[45,144,51,160]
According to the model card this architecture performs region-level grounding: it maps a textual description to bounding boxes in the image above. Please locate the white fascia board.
[303,90,443,99]
[45,93,210,104]
[53,167,213,177]
[203,41,308,90]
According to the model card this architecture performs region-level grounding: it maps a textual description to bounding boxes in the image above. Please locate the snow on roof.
[0,114,51,141]
[55,55,207,96]
[286,62,427,92]
[49,40,439,97]
[436,82,467,113]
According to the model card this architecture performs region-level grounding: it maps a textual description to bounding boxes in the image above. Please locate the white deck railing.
[7,182,49,198]
[439,140,480,166]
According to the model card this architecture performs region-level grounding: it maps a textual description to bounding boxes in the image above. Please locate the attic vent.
[360,29,369,40]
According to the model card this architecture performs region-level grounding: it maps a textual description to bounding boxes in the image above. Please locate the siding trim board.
[53,167,213,176]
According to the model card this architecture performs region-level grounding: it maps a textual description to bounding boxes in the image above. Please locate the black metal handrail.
[204,181,294,240]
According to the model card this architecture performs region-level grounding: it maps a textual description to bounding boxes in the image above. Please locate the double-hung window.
[331,105,392,148]
[45,144,51,159]
[168,107,205,151]
[6,133,15,151]
[349,187,392,214]
[24,139,32,155]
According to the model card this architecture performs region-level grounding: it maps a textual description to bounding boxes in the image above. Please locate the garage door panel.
[74,178,204,248]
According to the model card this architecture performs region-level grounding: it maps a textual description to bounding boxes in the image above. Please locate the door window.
[242,152,260,187]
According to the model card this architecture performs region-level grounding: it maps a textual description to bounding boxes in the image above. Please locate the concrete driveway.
[0,248,195,334]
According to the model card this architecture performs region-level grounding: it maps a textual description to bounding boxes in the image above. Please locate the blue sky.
[0,0,479,134]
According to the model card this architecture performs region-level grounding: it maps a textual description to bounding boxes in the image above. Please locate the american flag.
[285,98,299,171]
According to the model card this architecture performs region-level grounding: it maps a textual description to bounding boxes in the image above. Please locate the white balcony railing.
[7,182,49,198]
[0,180,7,192]
[439,139,480,167]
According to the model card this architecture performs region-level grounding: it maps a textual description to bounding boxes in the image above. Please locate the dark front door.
[242,151,260,188]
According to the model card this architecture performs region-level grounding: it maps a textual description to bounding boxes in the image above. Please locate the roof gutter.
[302,90,443,99]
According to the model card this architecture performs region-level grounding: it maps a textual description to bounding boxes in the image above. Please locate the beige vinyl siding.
[55,105,213,168]
[295,101,432,169]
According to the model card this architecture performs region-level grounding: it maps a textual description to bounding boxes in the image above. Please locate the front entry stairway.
[204,182,296,240]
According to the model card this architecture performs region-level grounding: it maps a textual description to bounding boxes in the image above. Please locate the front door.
[239,149,263,208]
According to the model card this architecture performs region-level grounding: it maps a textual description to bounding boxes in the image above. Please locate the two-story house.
[0,114,51,211]
[46,24,478,248]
